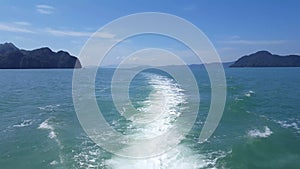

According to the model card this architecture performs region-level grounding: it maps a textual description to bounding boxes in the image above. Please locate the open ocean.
[0,66,300,169]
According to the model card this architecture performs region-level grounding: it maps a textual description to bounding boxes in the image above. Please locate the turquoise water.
[0,67,300,169]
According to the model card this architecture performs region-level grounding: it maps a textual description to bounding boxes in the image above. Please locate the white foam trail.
[38,118,59,142]
[107,73,208,168]
[38,118,63,152]
[128,74,185,139]
[106,145,208,169]
[248,126,273,138]
[38,118,65,164]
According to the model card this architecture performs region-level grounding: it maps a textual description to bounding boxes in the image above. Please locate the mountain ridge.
[0,42,81,69]
[230,51,300,67]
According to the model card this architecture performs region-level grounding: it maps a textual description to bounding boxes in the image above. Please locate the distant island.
[0,42,81,69]
[230,51,300,67]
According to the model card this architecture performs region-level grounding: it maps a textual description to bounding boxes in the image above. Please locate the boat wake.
[105,73,208,169]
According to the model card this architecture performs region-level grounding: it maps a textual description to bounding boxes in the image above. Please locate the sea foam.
[248,126,273,138]
[106,145,211,169]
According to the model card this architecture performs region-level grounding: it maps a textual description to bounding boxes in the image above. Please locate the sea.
[0,65,300,169]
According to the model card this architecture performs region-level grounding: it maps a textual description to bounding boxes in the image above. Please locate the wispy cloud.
[0,23,34,33]
[13,21,31,26]
[0,22,116,39]
[44,28,116,39]
[45,29,91,37]
[36,5,55,14]
[218,39,286,45]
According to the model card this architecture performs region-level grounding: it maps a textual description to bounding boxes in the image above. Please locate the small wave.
[50,160,58,165]
[204,150,231,168]
[38,118,54,130]
[276,120,300,133]
[13,119,33,128]
[245,90,255,97]
[49,131,57,139]
[38,104,60,111]
[234,97,243,101]
[234,91,255,101]
[248,126,273,138]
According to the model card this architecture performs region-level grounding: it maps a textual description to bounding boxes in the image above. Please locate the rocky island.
[0,42,81,69]
[230,51,300,67]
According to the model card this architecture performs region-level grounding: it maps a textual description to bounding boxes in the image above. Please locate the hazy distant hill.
[0,42,81,69]
[230,51,300,67]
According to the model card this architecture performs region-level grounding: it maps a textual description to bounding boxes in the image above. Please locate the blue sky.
[0,0,299,64]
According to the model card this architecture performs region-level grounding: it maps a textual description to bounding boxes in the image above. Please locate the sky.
[0,0,299,65]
